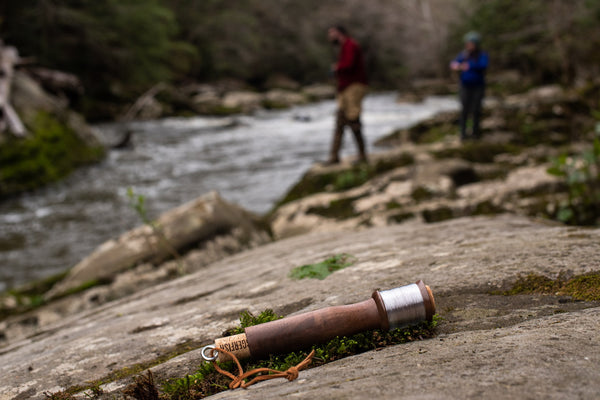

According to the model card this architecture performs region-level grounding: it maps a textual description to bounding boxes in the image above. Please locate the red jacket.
[335,37,368,92]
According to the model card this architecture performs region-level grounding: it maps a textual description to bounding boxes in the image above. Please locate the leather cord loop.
[212,347,315,389]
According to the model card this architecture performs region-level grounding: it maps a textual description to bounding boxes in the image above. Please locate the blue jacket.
[454,50,488,87]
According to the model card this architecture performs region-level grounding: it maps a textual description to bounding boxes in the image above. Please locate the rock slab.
[0,215,599,399]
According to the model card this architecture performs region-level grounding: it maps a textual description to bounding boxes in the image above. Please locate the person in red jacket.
[326,26,368,165]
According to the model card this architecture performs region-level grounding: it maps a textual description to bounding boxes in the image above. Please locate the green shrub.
[547,129,600,225]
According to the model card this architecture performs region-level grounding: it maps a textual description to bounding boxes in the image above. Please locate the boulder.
[264,75,301,91]
[301,84,336,100]
[264,89,308,108]
[0,215,598,399]
[45,191,269,300]
[222,91,263,113]
[191,90,222,113]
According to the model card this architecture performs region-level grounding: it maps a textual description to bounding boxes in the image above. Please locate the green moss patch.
[375,111,458,146]
[1,271,69,319]
[473,200,504,215]
[0,111,105,197]
[387,211,415,224]
[412,122,457,144]
[306,197,360,220]
[502,271,600,301]
[288,254,356,280]
[411,186,435,202]
[432,142,520,164]
[422,206,454,223]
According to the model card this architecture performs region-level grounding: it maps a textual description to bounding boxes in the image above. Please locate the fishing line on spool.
[379,284,428,329]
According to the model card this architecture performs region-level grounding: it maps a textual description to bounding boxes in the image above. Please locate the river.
[0,93,458,291]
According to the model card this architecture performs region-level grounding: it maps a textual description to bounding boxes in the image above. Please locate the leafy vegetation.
[1,0,600,120]
[126,188,183,264]
[547,129,600,225]
[1,0,191,115]
[453,0,600,84]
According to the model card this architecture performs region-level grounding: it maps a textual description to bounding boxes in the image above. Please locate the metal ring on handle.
[201,344,218,361]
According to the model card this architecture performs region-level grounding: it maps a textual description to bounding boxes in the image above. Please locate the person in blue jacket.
[450,31,488,141]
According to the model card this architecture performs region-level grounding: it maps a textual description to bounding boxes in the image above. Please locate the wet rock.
[264,75,301,91]
[263,89,308,108]
[191,90,222,113]
[45,191,270,300]
[301,84,336,100]
[222,91,263,113]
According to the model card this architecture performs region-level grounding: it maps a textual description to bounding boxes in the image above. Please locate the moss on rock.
[0,111,105,197]
[422,206,454,223]
[432,142,520,164]
[306,197,361,220]
[503,271,600,301]
[274,153,414,209]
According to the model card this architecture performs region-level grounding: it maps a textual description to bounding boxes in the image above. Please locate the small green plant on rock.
[126,188,183,266]
[288,254,357,280]
[333,165,370,191]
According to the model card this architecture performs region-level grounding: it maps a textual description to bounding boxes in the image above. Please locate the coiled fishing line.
[379,284,427,329]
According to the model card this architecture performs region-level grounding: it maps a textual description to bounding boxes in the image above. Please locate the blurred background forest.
[2,0,600,121]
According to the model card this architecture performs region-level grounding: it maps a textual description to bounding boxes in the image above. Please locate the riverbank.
[1,78,599,399]
[1,79,598,327]
[0,92,458,291]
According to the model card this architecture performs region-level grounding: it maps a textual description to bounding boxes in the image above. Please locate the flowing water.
[0,93,458,291]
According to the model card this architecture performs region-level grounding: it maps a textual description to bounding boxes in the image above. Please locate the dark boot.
[348,118,368,163]
[328,109,346,163]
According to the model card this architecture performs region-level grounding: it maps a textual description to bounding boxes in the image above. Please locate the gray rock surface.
[269,142,564,239]
[45,191,268,300]
[1,215,598,399]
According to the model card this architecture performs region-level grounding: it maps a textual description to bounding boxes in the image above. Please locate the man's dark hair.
[333,25,349,36]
